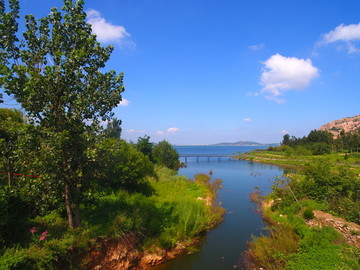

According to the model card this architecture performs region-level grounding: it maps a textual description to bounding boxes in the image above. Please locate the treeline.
[270,129,360,155]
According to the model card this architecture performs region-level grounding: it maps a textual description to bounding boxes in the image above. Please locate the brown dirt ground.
[307,210,360,249]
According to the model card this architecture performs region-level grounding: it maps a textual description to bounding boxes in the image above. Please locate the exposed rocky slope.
[306,210,360,249]
[318,114,360,138]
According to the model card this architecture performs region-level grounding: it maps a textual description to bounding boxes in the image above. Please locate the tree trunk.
[74,202,81,228]
[65,184,75,229]
[7,158,12,187]
[74,184,81,227]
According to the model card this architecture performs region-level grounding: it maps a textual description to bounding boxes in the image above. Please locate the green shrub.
[245,224,299,269]
[302,208,314,220]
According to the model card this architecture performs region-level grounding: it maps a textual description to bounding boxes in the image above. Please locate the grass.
[238,150,360,174]
[243,196,360,270]
[0,166,225,269]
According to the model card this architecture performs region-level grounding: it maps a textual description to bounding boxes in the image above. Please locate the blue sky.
[1,0,360,145]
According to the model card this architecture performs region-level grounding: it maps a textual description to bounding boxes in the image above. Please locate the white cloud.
[127,129,145,133]
[167,127,180,133]
[319,23,360,53]
[243,118,252,122]
[260,54,319,103]
[86,9,131,45]
[118,98,130,106]
[280,130,289,134]
[156,127,180,136]
[249,43,265,51]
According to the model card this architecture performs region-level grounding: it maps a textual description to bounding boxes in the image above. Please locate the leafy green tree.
[0,0,124,229]
[281,134,290,146]
[152,140,180,170]
[95,138,154,194]
[0,108,25,186]
[135,135,154,161]
[104,117,122,138]
[307,130,333,145]
[310,142,331,155]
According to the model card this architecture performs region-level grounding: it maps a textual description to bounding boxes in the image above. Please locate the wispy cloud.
[118,98,130,106]
[157,127,180,136]
[248,43,265,51]
[259,54,319,103]
[127,129,145,133]
[318,23,360,53]
[86,9,133,46]
[280,130,289,134]
[243,118,252,122]
[167,127,180,133]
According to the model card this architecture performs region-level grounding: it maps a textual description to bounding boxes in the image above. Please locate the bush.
[311,142,331,155]
[152,140,180,170]
[303,208,314,220]
[244,224,299,269]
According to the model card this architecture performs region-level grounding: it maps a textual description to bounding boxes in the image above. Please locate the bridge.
[179,154,235,162]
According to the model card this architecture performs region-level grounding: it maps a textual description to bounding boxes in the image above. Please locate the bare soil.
[306,210,360,249]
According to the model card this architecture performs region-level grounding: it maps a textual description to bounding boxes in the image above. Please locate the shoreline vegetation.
[238,145,360,269]
[0,166,225,269]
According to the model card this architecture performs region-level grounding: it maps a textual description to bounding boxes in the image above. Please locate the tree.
[0,0,124,229]
[0,108,25,186]
[104,117,122,138]
[281,134,290,146]
[135,135,154,161]
[96,138,154,193]
[152,140,180,170]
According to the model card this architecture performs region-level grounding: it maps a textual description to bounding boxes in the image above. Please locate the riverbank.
[0,167,225,270]
[237,149,360,174]
[242,154,360,269]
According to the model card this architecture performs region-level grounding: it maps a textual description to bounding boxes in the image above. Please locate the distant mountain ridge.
[212,141,279,146]
[318,114,360,138]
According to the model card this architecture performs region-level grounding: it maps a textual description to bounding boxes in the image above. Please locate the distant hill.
[318,114,360,138]
[212,141,279,146]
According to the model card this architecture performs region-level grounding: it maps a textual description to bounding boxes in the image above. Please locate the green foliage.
[0,108,26,186]
[0,166,224,268]
[104,117,122,139]
[152,140,180,170]
[95,138,155,193]
[272,160,360,223]
[251,158,360,269]
[281,128,360,154]
[0,0,124,229]
[302,208,314,220]
[134,135,154,162]
[245,224,299,270]
[310,142,331,155]
[0,186,32,246]
[286,227,360,270]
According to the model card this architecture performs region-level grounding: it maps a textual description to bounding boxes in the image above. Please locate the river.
[154,145,283,270]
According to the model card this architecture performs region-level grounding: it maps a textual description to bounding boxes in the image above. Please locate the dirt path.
[306,210,360,249]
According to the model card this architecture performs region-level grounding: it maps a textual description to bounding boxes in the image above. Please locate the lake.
[154,145,284,270]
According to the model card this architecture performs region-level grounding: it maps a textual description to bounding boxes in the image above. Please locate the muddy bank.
[78,233,202,270]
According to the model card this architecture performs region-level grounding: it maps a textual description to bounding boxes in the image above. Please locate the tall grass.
[244,224,299,270]
[0,166,225,269]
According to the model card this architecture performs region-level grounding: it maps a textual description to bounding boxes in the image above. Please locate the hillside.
[318,114,360,138]
[212,141,279,146]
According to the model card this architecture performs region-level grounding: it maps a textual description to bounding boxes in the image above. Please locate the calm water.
[155,146,283,270]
